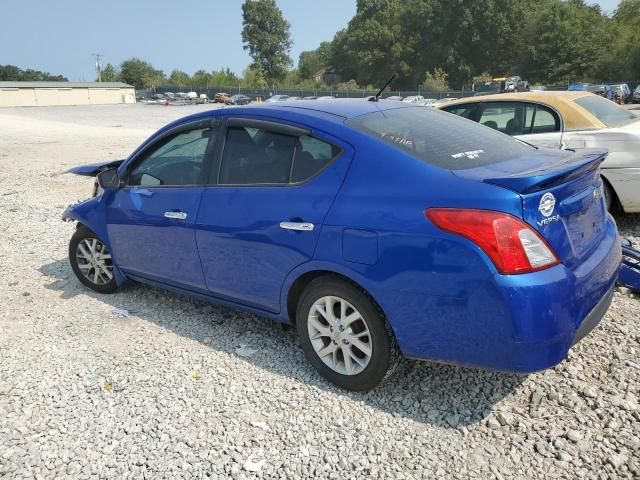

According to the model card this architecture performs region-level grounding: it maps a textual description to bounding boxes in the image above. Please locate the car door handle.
[279,222,314,231]
[164,211,188,220]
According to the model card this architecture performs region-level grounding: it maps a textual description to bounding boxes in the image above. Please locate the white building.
[0,82,136,107]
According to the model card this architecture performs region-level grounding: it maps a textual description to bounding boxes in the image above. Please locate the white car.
[439,92,640,212]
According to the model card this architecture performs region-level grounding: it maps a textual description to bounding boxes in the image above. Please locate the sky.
[0,0,620,82]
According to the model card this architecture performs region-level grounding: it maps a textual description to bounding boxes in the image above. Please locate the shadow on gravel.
[40,258,526,428]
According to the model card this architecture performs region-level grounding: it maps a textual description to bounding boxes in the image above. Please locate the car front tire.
[69,226,118,294]
[296,276,401,391]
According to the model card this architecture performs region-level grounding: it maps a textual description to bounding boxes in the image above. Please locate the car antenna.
[369,74,397,102]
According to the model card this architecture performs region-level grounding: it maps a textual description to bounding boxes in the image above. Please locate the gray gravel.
[1,104,639,479]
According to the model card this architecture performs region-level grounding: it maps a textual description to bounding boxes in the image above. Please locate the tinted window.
[220,126,295,184]
[291,136,341,183]
[129,127,213,186]
[478,103,522,133]
[574,95,637,127]
[477,102,559,135]
[347,107,534,170]
[443,104,476,119]
[530,105,559,133]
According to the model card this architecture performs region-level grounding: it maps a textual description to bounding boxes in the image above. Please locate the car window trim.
[121,118,221,189]
[210,116,344,188]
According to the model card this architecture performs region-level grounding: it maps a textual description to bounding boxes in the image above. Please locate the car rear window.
[574,95,637,128]
[346,107,535,170]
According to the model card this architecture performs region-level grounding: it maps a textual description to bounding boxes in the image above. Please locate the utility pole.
[93,53,104,82]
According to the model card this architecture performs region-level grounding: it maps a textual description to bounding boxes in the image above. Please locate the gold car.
[438,92,640,212]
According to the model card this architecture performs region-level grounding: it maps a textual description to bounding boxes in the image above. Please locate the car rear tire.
[296,276,401,391]
[603,181,614,212]
[69,226,118,294]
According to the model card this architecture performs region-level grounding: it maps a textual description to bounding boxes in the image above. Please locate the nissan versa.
[63,100,622,391]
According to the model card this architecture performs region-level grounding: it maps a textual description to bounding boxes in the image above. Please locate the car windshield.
[574,95,637,127]
[346,107,535,170]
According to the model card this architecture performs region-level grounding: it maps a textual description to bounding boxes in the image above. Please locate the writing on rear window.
[451,149,485,160]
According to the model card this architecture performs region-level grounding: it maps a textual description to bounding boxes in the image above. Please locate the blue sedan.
[63,100,621,391]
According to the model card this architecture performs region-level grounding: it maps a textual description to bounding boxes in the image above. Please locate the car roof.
[437,91,606,130]
[234,98,413,120]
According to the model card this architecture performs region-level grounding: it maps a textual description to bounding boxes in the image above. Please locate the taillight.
[425,208,559,275]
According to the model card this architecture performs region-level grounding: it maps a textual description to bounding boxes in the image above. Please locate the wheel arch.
[283,264,387,327]
[600,172,622,212]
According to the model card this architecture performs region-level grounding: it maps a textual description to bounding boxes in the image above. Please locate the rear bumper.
[391,216,621,372]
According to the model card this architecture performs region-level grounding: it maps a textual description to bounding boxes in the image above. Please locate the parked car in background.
[385,95,403,101]
[225,94,252,106]
[608,83,632,104]
[568,83,612,100]
[214,92,230,103]
[633,85,640,104]
[530,85,547,91]
[402,95,425,103]
[419,98,439,107]
[317,96,336,100]
[438,91,640,212]
[265,94,290,102]
[64,99,620,391]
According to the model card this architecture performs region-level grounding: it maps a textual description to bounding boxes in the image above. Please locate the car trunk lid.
[455,149,608,267]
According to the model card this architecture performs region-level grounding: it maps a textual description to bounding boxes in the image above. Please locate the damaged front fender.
[61,194,128,287]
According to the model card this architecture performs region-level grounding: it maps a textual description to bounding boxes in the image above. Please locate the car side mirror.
[97,168,121,189]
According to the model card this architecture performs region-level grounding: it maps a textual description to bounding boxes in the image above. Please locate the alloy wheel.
[75,237,113,286]
[307,295,372,376]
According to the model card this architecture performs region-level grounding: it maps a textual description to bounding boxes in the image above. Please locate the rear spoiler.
[484,151,607,194]
[67,159,124,177]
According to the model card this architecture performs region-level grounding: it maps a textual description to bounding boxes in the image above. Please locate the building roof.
[0,81,134,89]
[438,91,605,130]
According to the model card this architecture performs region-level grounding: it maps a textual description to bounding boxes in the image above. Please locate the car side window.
[218,125,341,185]
[478,103,524,135]
[291,136,341,183]
[129,127,214,187]
[443,104,476,119]
[528,104,560,134]
[219,126,296,184]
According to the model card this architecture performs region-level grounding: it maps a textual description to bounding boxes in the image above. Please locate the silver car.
[439,92,640,212]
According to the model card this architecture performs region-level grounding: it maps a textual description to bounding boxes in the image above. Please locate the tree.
[606,0,640,79]
[241,0,293,83]
[298,42,332,81]
[241,63,268,88]
[516,0,611,84]
[421,68,449,92]
[119,58,165,89]
[168,69,190,87]
[190,69,212,88]
[100,64,119,82]
[0,64,67,81]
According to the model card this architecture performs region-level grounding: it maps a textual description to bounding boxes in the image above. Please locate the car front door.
[106,119,218,290]
[195,117,353,313]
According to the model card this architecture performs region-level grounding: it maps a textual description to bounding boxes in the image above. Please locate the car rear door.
[195,117,353,313]
[106,119,218,290]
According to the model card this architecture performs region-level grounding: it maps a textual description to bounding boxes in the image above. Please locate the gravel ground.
[0,104,639,480]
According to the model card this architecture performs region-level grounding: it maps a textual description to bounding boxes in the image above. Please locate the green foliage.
[336,79,362,92]
[421,68,449,91]
[0,64,67,81]
[168,69,190,86]
[606,0,640,80]
[119,58,165,89]
[516,0,611,84]
[241,0,293,84]
[100,64,119,82]
[241,63,268,88]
